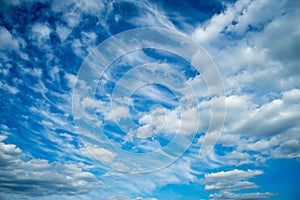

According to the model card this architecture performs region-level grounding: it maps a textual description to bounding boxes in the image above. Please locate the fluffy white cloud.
[210,191,276,200]
[0,139,102,196]
[202,169,276,199]
[202,169,262,191]
[0,27,20,51]
[30,23,52,47]
[56,25,72,42]
[224,90,300,137]
[203,169,263,183]
[271,139,300,159]
[0,81,19,95]
[193,0,286,43]
[1,0,299,198]
[0,27,28,60]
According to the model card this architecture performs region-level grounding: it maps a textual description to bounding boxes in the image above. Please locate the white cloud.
[100,154,196,196]
[56,25,72,42]
[202,169,263,191]
[30,23,52,48]
[81,145,116,163]
[64,73,78,89]
[81,31,96,50]
[51,0,105,28]
[2,0,299,198]
[192,0,300,95]
[0,27,19,51]
[0,81,19,94]
[114,0,175,29]
[227,0,285,35]
[224,151,251,166]
[0,140,102,196]
[80,97,97,109]
[205,180,258,191]
[210,191,276,200]
[227,92,300,136]
[271,139,300,159]
[252,0,300,64]
[71,31,97,58]
[193,0,286,43]
[202,169,276,199]
[203,169,263,183]
[0,27,28,60]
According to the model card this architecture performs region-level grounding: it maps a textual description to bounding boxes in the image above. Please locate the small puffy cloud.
[0,27,19,51]
[81,145,116,163]
[64,73,78,88]
[80,97,97,109]
[51,0,105,29]
[70,31,97,58]
[30,23,52,47]
[0,81,19,94]
[56,25,72,42]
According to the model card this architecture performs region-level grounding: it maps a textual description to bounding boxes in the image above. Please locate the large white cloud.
[191,0,300,166]
[210,191,276,200]
[202,169,276,199]
[0,137,102,196]
[1,0,300,198]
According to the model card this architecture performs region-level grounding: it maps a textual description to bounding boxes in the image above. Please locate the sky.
[0,0,300,199]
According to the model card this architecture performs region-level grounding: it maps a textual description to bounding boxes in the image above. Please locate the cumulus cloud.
[223,89,300,137]
[210,191,276,200]
[202,169,276,199]
[1,0,300,198]
[30,23,52,47]
[192,0,286,43]
[202,169,262,191]
[202,169,263,186]
[193,0,300,94]
[0,27,20,51]
[0,139,102,196]
[193,89,300,167]
[0,27,28,59]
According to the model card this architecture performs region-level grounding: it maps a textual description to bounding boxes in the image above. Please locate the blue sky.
[0,0,300,199]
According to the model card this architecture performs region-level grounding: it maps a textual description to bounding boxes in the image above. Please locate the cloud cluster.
[0,136,101,196]
[191,0,300,168]
[202,169,276,199]
[210,191,276,200]
[1,0,299,198]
